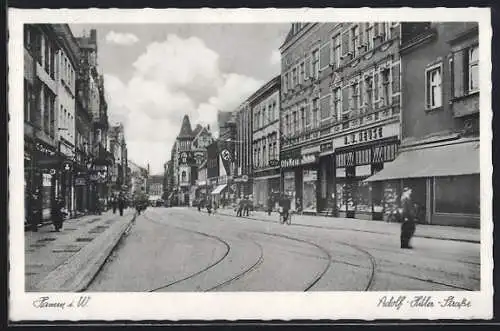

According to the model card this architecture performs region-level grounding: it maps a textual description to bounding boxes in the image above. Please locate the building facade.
[367,22,480,227]
[250,75,281,209]
[24,24,61,222]
[280,22,401,217]
[234,102,253,198]
[108,123,128,193]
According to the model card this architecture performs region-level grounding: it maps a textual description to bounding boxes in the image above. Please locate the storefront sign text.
[344,127,384,146]
[35,143,57,156]
[320,142,333,153]
[280,153,318,168]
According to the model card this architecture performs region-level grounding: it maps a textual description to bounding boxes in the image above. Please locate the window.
[181,171,186,182]
[262,145,266,167]
[262,106,266,127]
[293,111,298,134]
[351,26,360,58]
[435,175,479,215]
[312,98,319,128]
[381,68,390,106]
[331,34,341,68]
[333,88,342,121]
[300,62,305,84]
[364,75,373,110]
[468,45,479,93]
[426,64,442,109]
[24,80,32,122]
[285,114,290,136]
[351,82,359,110]
[292,67,297,87]
[320,95,331,120]
[366,23,374,49]
[312,49,319,80]
[300,107,305,132]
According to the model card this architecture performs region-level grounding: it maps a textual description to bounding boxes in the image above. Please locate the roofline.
[279,23,319,53]
[246,74,281,105]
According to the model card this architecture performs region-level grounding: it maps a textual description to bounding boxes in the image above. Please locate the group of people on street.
[236,196,252,217]
[110,192,127,216]
[27,190,67,233]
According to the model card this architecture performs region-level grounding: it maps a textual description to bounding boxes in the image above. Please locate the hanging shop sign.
[35,142,57,156]
[334,122,399,148]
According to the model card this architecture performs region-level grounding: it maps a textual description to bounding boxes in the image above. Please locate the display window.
[383,180,400,214]
[434,175,479,215]
[357,181,372,212]
[302,169,317,212]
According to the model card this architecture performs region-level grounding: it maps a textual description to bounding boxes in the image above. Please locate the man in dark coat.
[279,194,291,224]
[111,194,118,214]
[267,196,273,216]
[400,188,417,249]
[28,189,41,232]
[236,198,244,217]
[118,192,126,216]
[51,195,66,232]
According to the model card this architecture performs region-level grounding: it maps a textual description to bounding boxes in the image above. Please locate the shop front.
[365,138,480,227]
[334,122,400,220]
[281,146,319,213]
[253,168,280,210]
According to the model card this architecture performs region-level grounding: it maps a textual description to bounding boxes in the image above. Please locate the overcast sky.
[70,23,289,174]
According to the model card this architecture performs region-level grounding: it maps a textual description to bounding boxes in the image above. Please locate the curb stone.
[216,211,479,244]
[33,213,137,292]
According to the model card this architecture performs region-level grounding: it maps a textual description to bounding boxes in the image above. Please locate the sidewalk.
[25,208,136,292]
[216,208,480,244]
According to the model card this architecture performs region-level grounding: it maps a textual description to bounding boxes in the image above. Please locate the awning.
[365,140,480,182]
[211,184,227,195]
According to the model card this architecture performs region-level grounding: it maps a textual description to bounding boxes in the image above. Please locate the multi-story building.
[250,75,281,209]
[24,24,61,221]
[108,123,128,192]
[366,22,480,227]
[234,102,253,198]
[279,22,402,218]
[52,24,80,216]
[128,160,148,197]
[75,29,113,209]
[147,175,164,198]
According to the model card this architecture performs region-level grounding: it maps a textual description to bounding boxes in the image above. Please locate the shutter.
[453,50,465,98]
[391,62,400,94]
[374,22,379,37]
[305,56,311,78]
[342,86,350,112]
[341,31,350,56]
[320,43,331,69]
[374,71,379,100]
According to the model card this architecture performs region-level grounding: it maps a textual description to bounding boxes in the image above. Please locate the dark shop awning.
[365,140,480,182]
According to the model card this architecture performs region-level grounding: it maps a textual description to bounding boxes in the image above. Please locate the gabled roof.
[178,115,193,138]
[192,124,203,136]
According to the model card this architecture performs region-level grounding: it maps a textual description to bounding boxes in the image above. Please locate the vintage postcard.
[8,8,492,321]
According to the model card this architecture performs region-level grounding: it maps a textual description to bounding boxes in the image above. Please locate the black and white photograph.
[8,8,492,321]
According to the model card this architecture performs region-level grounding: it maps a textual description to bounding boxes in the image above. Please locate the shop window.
[357,181,372,212]
[435,175,479,215]
[303,170,318,212]
[383,180,401,214]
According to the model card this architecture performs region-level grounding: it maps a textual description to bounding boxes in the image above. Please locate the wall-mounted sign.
[281,153,318,168]
[334,122,399,148]
[268,159,280,167]
[35,142,56,156]
[320,142,333,153]
[75,178,87,186]
[42,174,52,187]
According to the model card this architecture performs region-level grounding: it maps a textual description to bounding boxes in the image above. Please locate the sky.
[70,23,290,174]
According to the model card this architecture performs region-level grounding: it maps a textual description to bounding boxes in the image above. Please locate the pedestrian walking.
[118,192,125,216]
[400,187,417,249]
[111,194,118,214]
[279,194,291,225]
[28,189,41,232]
[267,196,273,216]
[243,196,250,217]
[236,198,243,217]
[206,199,212,215]
[51,195,66,232]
